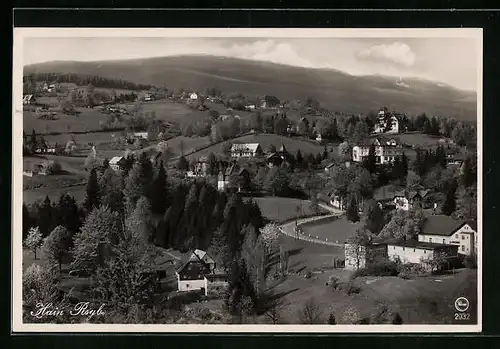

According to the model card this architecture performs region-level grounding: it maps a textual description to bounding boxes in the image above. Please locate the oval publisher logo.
[454,297,470,312]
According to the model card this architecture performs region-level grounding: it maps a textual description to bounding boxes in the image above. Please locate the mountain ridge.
[24,55,477,121]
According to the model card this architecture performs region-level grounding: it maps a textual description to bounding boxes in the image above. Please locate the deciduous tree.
[25,226,43,260]
[43,225,71,271]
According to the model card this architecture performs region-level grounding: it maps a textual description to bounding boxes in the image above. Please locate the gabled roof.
[421,215,469,237]
[466,221,478,231]
[231,143,261,153]
[373,184,402,202]
[177,249,214,275]
[109,156,124,164]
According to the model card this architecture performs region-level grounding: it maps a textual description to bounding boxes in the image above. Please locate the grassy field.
[370,132,446,148]
[250,196,328,223]
[186,133,326,161]
[300,216,362,245]
[164,135,212,157]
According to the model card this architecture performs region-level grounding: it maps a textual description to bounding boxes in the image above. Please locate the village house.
[266,143,295,168]
[23,94,37,105]
[318,190,346,211]
[373,185,431,211]
[230,143,263,158]
[189,92,198,100]
[344,241,388,271]
[187,156,209,178]
[109,156,127,171]
[217,165,233,191]
[418,215,478,256]
[386,239,458,268]
[260,95,280,109]
[132,131,149,140]
[352,137,403,165]
[176,249,228,296]
[373,109,400,134]
[144,93,155,102]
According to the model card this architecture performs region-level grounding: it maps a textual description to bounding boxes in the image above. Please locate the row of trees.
[23,73,154,92]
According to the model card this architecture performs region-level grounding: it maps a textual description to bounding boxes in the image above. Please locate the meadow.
[300,216,362,245]
[186,133,327,161]
[250,196,328,223]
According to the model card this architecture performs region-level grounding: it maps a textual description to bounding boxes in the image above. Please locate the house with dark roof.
[266,143,295,168]
[175,249,228,296]
[418,215,477,256]
[386,238,458,267]
[373,109,400,134]
[373,185,431,211]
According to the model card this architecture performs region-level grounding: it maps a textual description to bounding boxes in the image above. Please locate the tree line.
[23,73,154,92]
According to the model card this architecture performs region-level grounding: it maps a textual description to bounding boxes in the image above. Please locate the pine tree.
[150,161,168,214]
[442,184,457,216]
[346,196,360,223]
[29,129,37,153]
[55,194,81,237]
[84,168,100,213]
[328,312,336,324]
[295,150,303,168]
[363,144,377,174]
[99,167,125,215]
[176,155,189,171]
[38,196,54,237]
[461,156,475,188]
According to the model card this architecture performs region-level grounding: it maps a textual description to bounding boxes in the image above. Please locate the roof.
[421,215,468,237]
[109,156,124,164]
[325,163,335,169]
[231,143,261,153]
[177,249,214,275]
[192,249,215,264]
[373,184,401,201]
[384,239,455,250]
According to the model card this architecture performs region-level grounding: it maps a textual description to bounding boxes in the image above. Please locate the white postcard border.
[12,27,483,333]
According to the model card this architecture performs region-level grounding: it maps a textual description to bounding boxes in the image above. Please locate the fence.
[279,212,345,247]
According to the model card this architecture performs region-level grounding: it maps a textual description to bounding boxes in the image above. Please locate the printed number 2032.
[454,313,470,321]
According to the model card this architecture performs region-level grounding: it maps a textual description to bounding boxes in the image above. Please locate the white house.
[386,239,458,266]
[109,156,126,171]
[352,137,403,165]
[133,132,149,140]
[176,249,228,296]
[189,92,198,100]
[230,143,263,158]
[245,104,256,111]
[23,94,37,105]
[373,110,399,134]
[418,215,477,256]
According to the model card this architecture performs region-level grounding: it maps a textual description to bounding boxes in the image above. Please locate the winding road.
[279,203,345,247]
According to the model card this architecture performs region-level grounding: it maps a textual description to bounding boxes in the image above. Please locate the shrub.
[352,261,399,278]
[341,281,361,295]
[464,253,477,269]
[327,275,340,290]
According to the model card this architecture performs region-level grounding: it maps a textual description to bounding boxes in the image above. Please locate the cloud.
[217,39,324,69]
[356,42,416,67]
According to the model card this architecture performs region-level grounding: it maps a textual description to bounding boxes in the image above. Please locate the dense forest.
[23,72,155,91]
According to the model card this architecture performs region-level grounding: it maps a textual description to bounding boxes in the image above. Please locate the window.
[393,246,395,250]
[186,284,190,288]
[461,235,465,240]
[443,239,446,244]
[429,238,432,243]
[413,248,416,252]
[461,246,465,252]
[424,250,426,254]
[402,247,405,251]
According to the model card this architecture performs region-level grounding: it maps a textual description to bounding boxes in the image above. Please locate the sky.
[23,37,479,91]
